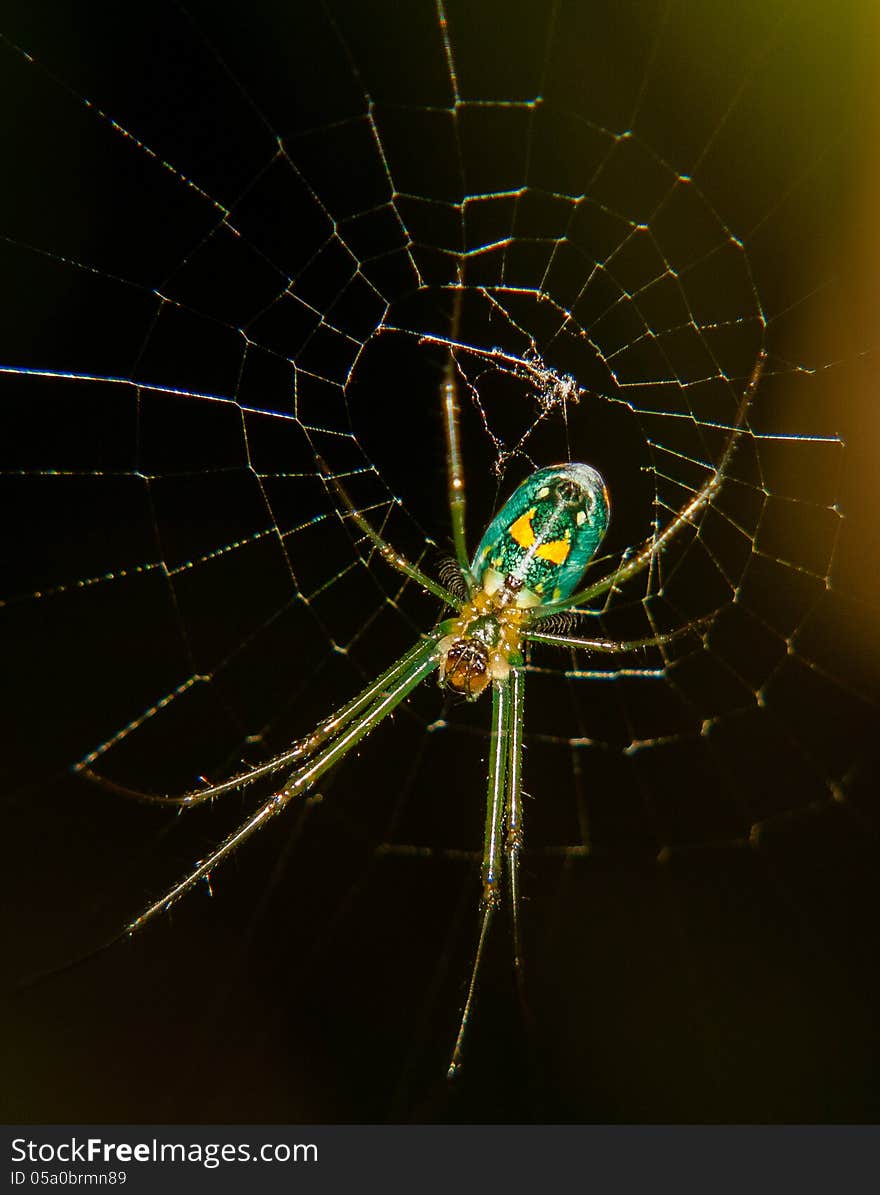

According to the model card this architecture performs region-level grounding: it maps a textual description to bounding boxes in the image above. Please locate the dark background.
[1,0,879,1123]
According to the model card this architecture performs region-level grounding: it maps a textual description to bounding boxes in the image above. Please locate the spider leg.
[447,676,511,1078]
[481,679,511,910]
[317,456,460,609]
[504,668,526,999]
[524,616,709,654]
[533,350,766,616]
[80,638,440,806]
[442,286,472,583]
[124,636,441,935]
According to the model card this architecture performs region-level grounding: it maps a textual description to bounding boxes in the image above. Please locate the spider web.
[2,0,878,1124]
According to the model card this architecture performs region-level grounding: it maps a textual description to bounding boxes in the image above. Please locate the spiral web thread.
[0,0,872,882]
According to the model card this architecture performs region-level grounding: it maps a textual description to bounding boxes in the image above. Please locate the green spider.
[91,337,763,1076]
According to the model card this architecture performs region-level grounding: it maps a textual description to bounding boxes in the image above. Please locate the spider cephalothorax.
[436,588,528,699]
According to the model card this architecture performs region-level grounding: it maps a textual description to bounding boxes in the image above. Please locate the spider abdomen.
[471,463,610,605]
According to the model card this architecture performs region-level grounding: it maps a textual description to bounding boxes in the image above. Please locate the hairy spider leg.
[124,635,442,936]
[524,616,713,655]
[532,351,766,618]
[318,290,473,606]
[443,287,471,581]
[317,455,461,610]
[481,679,512,910]
[80,638,449,807]
[504,668,526,987]
[448,675,513,1077]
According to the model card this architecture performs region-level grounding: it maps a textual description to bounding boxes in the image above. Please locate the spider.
[81,327,764,1077]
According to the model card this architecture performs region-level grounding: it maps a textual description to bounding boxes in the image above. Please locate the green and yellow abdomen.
[470,463,610,605]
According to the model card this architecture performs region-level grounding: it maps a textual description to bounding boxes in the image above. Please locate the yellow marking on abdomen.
[536,539,570,564]
[509,509,536,548]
